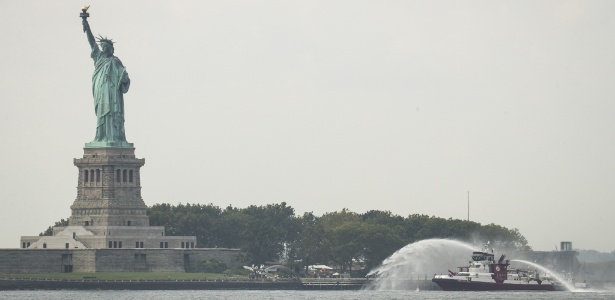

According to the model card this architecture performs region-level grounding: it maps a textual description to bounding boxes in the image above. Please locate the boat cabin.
[471,251,494,262]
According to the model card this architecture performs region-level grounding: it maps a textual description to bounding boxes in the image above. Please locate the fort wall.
[0,248,240,273]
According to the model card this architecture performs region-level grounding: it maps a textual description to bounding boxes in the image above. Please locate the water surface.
[2,290,614,300]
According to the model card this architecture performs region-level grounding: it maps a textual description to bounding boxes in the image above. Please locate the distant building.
[521,241,580,275]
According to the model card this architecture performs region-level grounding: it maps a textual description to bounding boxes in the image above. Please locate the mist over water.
[364,238,599,292]
[511,259,576,292]
[365,239,475,290]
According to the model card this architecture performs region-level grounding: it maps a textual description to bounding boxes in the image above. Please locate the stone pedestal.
[70,147,148,227]
[20,146,197,253]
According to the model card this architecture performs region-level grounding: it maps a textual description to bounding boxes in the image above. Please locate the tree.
[360,223,405,270]
[320,210,363,273]
[289,212,331,273]
[238,202,300,264]
[39,218,69,236]
[148,203,224,248]
[477,224,531,253]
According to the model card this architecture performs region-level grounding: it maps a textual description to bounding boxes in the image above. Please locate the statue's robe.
[91,46,130,143]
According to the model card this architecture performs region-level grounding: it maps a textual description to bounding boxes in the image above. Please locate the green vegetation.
[197,259,228,273]
[44,202,530,274]
[39,219,68,236]
[148,202,530,273]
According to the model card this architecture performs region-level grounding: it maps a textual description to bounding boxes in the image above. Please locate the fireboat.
[432,242,564,291]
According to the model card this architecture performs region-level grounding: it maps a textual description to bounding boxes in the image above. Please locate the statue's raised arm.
[83,19,97,50]
[80,6,97,50]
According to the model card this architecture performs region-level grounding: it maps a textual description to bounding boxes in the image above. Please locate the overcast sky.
[1,1,614,252]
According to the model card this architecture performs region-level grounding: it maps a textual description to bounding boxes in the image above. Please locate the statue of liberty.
[81,7,132,148]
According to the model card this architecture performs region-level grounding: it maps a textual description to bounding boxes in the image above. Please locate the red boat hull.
[432,278,559,291]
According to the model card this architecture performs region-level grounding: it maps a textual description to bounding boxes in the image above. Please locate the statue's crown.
[96,35,115,45]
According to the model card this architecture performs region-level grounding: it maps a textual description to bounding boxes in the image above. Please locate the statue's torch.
[81,5,90,32]
[80,5,90,19]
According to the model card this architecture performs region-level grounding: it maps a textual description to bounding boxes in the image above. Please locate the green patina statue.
[81,6,133,148]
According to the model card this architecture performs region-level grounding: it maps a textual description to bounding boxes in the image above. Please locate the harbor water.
[2,289,615,300]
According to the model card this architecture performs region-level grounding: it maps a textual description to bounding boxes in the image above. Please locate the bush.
[197,259,228,273]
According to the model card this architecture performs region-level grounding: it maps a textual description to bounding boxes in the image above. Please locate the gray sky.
[1,1,614,252]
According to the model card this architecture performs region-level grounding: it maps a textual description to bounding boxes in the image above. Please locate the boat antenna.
[467,191,469,221]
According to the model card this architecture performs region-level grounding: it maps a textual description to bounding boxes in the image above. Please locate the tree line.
[146,202,530,273]
[42,202,530,274]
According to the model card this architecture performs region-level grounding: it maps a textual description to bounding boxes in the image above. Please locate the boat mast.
[467,191,469,221]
